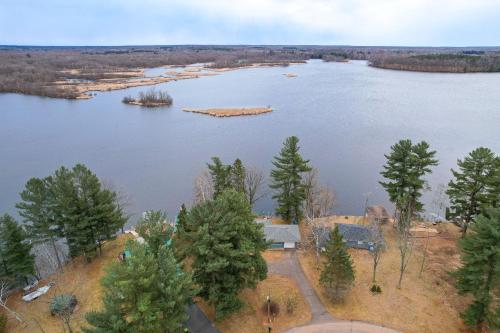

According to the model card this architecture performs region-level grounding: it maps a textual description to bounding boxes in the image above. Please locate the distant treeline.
[369,53,500,73]
[2,45,500,99]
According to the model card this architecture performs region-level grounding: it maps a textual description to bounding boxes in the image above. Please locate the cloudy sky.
[1,0,499,46]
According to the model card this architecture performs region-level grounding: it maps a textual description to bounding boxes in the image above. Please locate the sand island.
[183,107,273,117]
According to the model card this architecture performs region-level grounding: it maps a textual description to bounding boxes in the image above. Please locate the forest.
[2,45,500,99]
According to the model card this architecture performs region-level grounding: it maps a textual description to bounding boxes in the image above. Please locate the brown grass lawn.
[298,222,471,333]
[262,250,287,263]
[197,274,311,333]
[5,234,132,333]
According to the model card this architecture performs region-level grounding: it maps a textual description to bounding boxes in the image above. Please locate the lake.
[1,60,499,224]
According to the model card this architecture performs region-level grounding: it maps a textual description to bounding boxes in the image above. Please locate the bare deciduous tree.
[0,279,23,323]
[302,169,336,265]
[102,180,134,228]
[368,217,385,283]
[245,166,266,207]
[193,171,214,203]
[33,241,69,279]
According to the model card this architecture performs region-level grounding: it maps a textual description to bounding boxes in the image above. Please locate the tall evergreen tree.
[136,210,172,257]
[231,158,246,195]
[207,157,232,198]
[174,204,191,259]
[176,204,189,234]
[453,208,500,330]
[28,164,127,261]
[320,225,355,301]
[83,241,192,333]
[270,136,311,223]
[447,147,498,236]
[187,189,267,319]
[0,214,35,283]
[16,177,64,271]
[379,139,437,288]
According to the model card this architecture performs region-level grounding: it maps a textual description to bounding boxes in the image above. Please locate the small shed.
[366,205,391,224]
[316,223,378,251]
[259,223,300,249]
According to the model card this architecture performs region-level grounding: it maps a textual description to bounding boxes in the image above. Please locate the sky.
[1,0,500,46]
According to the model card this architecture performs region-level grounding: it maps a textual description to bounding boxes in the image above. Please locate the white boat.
[22,285,51,302]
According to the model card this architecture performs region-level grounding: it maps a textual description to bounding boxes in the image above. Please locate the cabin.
[256,219,301,249]
[316,223,379,251]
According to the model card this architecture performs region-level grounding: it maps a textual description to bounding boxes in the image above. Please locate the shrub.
[137,88,173,107]
[0,313,6,333]
[370,284,382,294]
[122,95,135,104]
[285,294,298,314]
[261,300,280,317]
[50,294,78,316]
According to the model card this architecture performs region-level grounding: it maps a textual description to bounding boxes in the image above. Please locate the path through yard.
[267,251,334,324]
[267,251,400,333]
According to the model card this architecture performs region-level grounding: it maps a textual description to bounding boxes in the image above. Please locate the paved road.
[285,322,400,333]
[186,304,221,333]
[268,251,400,333]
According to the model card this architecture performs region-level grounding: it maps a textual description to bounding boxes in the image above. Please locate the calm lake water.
[1,60,499,224]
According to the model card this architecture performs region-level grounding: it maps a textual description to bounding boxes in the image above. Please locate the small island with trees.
[122,88,173,107]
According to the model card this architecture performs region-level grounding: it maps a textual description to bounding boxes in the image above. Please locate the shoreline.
[46,62,307,100]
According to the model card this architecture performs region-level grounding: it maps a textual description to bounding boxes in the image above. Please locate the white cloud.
[172,0,500,45]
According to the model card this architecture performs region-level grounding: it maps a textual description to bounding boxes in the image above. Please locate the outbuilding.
[257,220,300,249]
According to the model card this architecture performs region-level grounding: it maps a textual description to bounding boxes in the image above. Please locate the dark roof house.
[315,223,381,251]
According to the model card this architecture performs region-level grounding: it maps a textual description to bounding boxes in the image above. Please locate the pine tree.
[453,208,500,330]
[447,147,498,236]
[83,241,192,333]
[379,139,437,288]
[270,136,312,223]
[136,210,173,257]
[187,189,267,319]
[320,225,355,301]
[0,214,35,283]
[207,157,232,198]
[231,158,246,195]
[16,177,64,271]
[47,164,126,261]
[177,204,189,234]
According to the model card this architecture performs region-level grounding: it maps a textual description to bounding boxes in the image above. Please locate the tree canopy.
[185,189,267,319]
[320,225,355,301]
[84,241,192,333]
[0,214,35,284]
[270,136,312,223]
[17,164,127,262]
[453,208,500,330]
[446,147,499,235]
[379,139,437,288]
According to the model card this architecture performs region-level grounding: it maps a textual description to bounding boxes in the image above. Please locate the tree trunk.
[461,223,468,238]
[51,238,63,273]
[372,259,378,283]
[0,302,23,322]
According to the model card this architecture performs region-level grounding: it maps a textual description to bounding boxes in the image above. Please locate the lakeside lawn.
[5,234,132,333]
[298,221,471,333]
[197,273,311,333]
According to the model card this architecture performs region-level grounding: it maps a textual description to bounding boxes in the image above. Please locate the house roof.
[262,224,300,243]
[315,223,374,248]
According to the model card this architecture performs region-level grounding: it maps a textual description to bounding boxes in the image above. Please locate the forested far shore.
[369,53,500,73]
[3,45,500,99]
